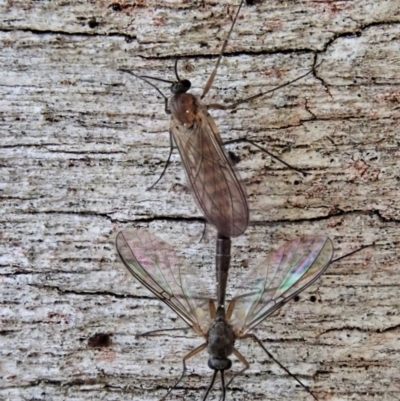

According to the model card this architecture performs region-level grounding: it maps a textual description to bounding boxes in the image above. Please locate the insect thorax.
[170,92,199,128]
[207,318,236,361]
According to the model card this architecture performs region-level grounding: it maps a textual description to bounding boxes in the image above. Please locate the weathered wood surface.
[1,0,400,400]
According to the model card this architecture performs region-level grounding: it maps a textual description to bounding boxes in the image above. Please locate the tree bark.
[1,1,399,400]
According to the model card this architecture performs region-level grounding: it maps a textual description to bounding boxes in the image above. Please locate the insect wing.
[229,236,333,335]
[116,228,212,333]
[171,105,249,238]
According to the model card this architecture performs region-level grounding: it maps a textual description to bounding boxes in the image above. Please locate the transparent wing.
[171,104,249,238]
[116,228,213,334]
[229,236,333,335]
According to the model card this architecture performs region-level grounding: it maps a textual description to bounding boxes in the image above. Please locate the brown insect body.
[170,92,200,129]
[119,0,321,238]
[169,84,249,238]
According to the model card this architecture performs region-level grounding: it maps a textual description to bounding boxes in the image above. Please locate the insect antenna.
[220,370,227,401]
[174,59,181,82]
[119,69,170,112]
[202,370,219,401]
[137,76,175,84]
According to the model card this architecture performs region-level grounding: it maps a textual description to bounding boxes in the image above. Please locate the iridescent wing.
[171,102,249,238]
[229,236,333,335]
[116,228,213,335]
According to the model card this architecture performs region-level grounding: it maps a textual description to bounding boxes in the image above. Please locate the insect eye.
[180,79,191,91]
[171,80,191,94]
[208,358,232,370]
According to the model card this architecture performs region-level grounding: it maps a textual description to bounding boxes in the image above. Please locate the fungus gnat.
[116,228,370,400]
[120,1,318,238]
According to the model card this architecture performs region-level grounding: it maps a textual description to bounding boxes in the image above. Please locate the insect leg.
[147,130,175,190]
[206,61,322,111]
[220,347,250,399]
[224,137,306,176]
[162,343,208,400]
[242,333,319,401]
[204,65,323,176]
[199,219,207,244]
[332,242,374,264]
[209,299,216,320]
[226,298,236,321]
[136,326,190,338]
[201,1,245,99]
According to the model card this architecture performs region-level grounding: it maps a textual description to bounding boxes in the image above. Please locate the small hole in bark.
[88,17,99,29]
[88,333,112,348]
[228,151,241,165]
[109,3,121,11]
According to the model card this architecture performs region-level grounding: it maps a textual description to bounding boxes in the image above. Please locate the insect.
[119,1,318,238]
[116,228,369,400]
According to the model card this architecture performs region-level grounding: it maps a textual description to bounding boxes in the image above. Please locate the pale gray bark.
[1,1,399,401]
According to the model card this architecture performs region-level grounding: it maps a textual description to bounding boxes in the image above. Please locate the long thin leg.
[162,343,208,401]
[206,62,322,111]
[226,299,236,321]
[223,137,306,175]
[243,333,319,401]
[201,1,245,99]
[119,69,176,189]
[206,64,323,176]
[220,347,250,399]
[209,299,216,320]
[147,130,174,190]
[332,243,374,264]
[136,326,190,338]
[198,220,207,244]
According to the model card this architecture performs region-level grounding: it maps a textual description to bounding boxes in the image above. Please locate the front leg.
[147,129,175,190]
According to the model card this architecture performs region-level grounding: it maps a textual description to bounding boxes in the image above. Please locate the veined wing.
[228,236,333,335]
[171,105,249,238]
[116,228,213,335]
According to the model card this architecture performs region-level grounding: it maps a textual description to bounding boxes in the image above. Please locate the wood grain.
[1,1,399,400]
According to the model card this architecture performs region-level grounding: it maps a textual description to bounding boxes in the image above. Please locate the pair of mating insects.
[115,1,369,400]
